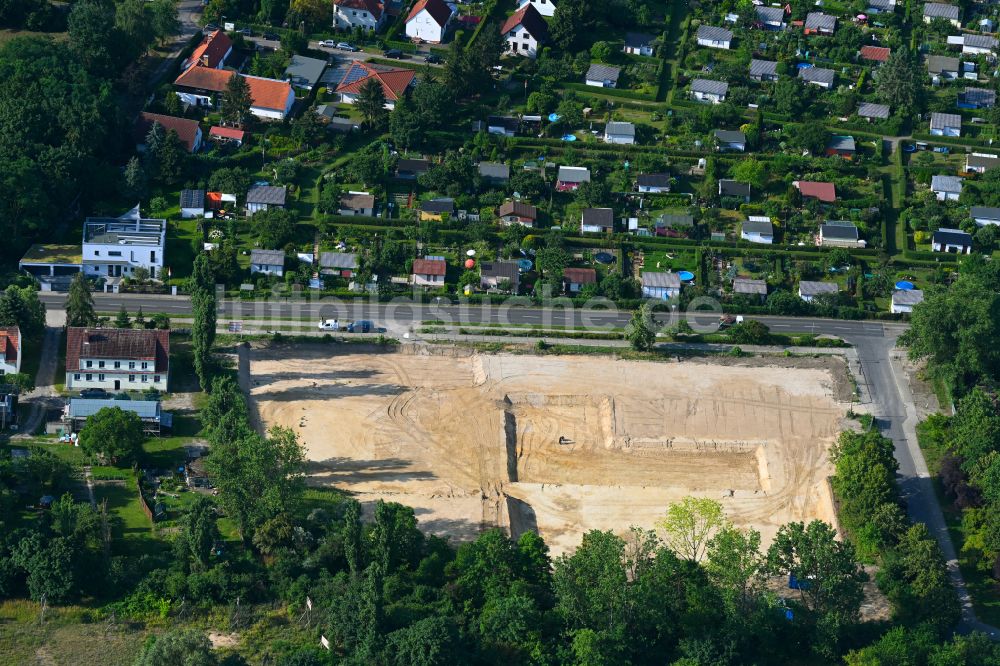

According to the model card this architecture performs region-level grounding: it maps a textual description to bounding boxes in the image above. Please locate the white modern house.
[696,25,733,49]
[932,228,973,253]
[0,327,20,376]
[637,173,671,193]
[891,289,924,314]
[82,206,166,281]
[641,272,681,300]
[971,205,1000,225]
[585,64,621,88]
[246,185,287,216]
[799,66,835,89]
[798,281,838,302]
[931,175,963,201]
[501,4,547,58]
[581,208,614,234]
[65,327,170,392]
[517,0,555,18]
[405,0,454,44]
[250,249,285,276]
[333,0,386,31]
[929,112,961,137]
[967,154,1000,174]
[923,2,960,27]
[603,121,636,145]
[741,219,773,244]
[961,34,998,56]
[691,78,728,104]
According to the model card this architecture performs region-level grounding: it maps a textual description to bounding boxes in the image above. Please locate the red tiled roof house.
[794,180,837,203]
[411,257,447,288]
[183,30,233,70]
[174,67,295,121]
[66,328,170,392]
[335,61,415,110]
[135,112,203,152]
[0,327,21,376]
[405,0,454,43]
[333,0,387,31]
[501,4,548,59]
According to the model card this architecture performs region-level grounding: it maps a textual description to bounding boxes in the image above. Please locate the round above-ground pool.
[548,113,561,122]
[678,270,695,281]
[517,259,533,271]
[561,134,577,141]
[594,252,615,264]
[895,280,915,290]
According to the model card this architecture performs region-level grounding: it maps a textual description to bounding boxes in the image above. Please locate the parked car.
[239,27,253,36]
[318,319,344,331]
[347,320,386,333]
[423,53,440,63]
[336,42,359,51]
[263,32,279,41]
[80,388,109,399]
[384,49,404,59]
[319,39,337,48]
[204,23,219,32]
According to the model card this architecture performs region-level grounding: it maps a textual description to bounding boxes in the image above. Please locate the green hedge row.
[561,82,659,102]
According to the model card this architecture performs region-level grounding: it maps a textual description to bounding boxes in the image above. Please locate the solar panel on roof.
[341,64,368,86]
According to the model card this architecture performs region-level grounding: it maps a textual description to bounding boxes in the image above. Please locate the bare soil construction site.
[246,344,852,555]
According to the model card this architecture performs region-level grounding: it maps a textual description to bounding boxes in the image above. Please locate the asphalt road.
[37,291,993,634]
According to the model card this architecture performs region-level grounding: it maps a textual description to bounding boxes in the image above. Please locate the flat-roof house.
[339,192,375,216]
[714,129,746,152]
[927,55,959,80]
[804,12,836,35]
[719,179,751,203]
[250,249,285,276]
[0,327,20,376]
[962,34,998,55]
[819,221,861,247]
[319,252,359,277]
[624,32,655,56]
[971,205,1000,225]
[641,271,681,300]
[487,115,520,137]
[336,61,415,110]
[604,121,635,145]
[637,173,671,193]
[136,112,203,153]
[741,220,773,244]
[923,2,960,25]
[180,189,205,219]
[749,59,778,82]
[799,66,835,89]
[83,206,166,281]
[183,29,232,70]
[333,0,387,31]
[65,327,170,392]
[412,256,447,288]
[501,4,547,58]
[419,199,455,221]
[891,289,924,314]
[696,25,733,49]
[65,398,171,436]
[405,0,454,43]
[826,135,856,158]
[556,166,590,192]
[246,185,287,215]
[478,162,510,183]
[931,174,963,201]
[518,0,556,18]
[932,227,973,253]
[581,208,614,234]
[396,158,431,179]
[798,281,838,302]
[18,245,82,288]
[497,200,538,227]
[860,46,891,63]
[284,55,327,91]
[930,112,962,136]
[755,5,786,29]
[733,278,767,301]
[174,67,295,120]
[795,181,836,203]
[691,78,728,104]
[585,64,621,88]
[563,267,597,293]
[959,88,995,109]
[858,102,890,121]
[480,260,520,292]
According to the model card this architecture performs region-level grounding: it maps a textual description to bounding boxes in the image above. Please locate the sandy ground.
[248,345,851,555]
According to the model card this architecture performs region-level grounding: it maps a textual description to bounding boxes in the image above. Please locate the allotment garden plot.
[248,345,849,555]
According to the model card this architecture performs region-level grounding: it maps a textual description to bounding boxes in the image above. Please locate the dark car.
[384,49,404,59]
[239,27,253,36]
[204,23,219,32]
[347,320,386,333]
[80,388,109,399]
[423,53,440,63]
[263,32,279,41]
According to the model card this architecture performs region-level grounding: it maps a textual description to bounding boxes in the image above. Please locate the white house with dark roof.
[624,32,655,56]
[333,0,386,31]
[930,112,962,136]
[749,59,778,82]
[405,0,454,43]
[246,185,287,215]
[83,206,166,280]
[799,66,835,89]
[927,55,959,80]
[868,0,897,13]
[932,228,973,253]
[250,249,285,276]
[798,281,838,302]
[556,166,590,191]
[319,252,359,276]
[741,220,773,244]
[637,173,671,193]
[480,260,520,291]
[733,278,767,301]
[819,221,862,247]
[585,64,621,88]
[931,175,963,201]
[339,192,375,216]
[923,2,960,26]
[642,272,681,300]
[581,208,614,234]
[755,5,786,29]
[804,12,836,34]
[858,102,890,121]
[691,79,728,104]
[891,289,923,314]
[603,121,635,145]
[720,179,751,202]
[962,34,998,55]
[971,205,1000,225]
[714,130,746,151]
[696,25,733,49]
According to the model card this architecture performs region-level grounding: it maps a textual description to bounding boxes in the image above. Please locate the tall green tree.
[190,255,216,391]
[114,305,131,329]
[625,304,657,351]
[221,73,252,127]
[78,407,145,465]
[0,284,45,339]
[356,77,388,130]
[65,273,97,328]
[874,49,921,113]
[658,497,729,563]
